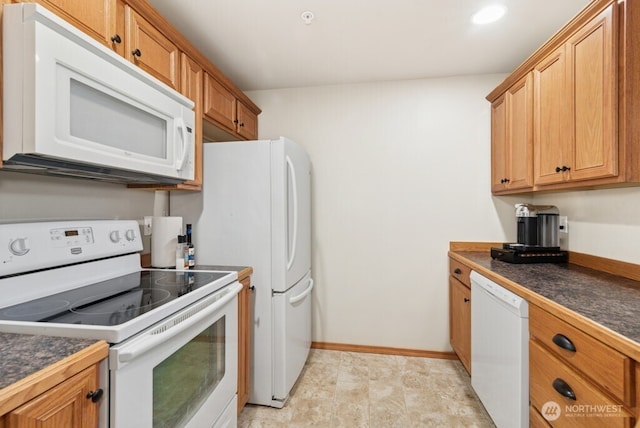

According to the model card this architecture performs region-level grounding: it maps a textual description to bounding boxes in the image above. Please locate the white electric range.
[0,220,241,428]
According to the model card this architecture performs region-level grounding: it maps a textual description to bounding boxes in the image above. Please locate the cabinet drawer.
[449,258,471,287]
[530,405,551,428]
[530,304,631,405]
[530,340,632,427]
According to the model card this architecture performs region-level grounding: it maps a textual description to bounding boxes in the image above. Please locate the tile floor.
[238,349,495,427]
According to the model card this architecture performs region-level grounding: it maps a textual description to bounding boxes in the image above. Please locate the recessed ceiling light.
[472,4,507,25]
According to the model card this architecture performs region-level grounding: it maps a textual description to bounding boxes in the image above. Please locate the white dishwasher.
[470,271,529,428]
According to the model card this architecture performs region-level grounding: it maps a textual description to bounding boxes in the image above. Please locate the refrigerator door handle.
[286,155,298,271]
[289,278,314,304]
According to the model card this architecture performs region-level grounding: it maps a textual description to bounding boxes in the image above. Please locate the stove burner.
[70,289,172,315]
[2,300,71,319]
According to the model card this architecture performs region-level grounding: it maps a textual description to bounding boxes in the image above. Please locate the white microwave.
[2,3,195,184]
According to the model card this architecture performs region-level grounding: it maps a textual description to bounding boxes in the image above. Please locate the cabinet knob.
[249,285,256,292]
[239,122,245,127]
[555,166,563,173]
[132,49,142,57]
[454,268,462,275]
[463,298,470,303]
[111,34,122,44]
[552,333,576,352]
[556,165,571,173]
[552,378,576,400]
[86,389,104,403]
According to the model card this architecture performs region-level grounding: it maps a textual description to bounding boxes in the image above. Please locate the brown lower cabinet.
[448,257,471,374]
[529,303,634,427]
[5,364,101,428]
[237,275,252,413]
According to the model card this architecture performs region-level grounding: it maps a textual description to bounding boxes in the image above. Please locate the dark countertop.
[194,265,252,279]
[0,333,101,390]
[454,251,640,347]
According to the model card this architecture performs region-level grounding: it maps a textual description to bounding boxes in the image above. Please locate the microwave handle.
[175,118,190,171]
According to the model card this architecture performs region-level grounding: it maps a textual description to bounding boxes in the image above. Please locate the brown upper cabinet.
[487,0,640,194]
[534,5,616,186]
[28,0,119,50]
[125,5,180,91]
[491,73,533,193]
[204,73,259,141]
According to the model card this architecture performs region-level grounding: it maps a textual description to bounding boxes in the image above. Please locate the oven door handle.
[116,282,242,365]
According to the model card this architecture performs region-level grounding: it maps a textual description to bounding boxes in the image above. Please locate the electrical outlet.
[143,216,153,235]
[558,216,568,234]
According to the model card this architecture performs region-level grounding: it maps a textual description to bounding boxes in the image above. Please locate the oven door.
[109,282,242,428]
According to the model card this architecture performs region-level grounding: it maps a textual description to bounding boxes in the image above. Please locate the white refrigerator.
[171,137,313,408]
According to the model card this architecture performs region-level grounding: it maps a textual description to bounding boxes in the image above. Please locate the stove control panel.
[0,220,143,277]
[51,227,95,247]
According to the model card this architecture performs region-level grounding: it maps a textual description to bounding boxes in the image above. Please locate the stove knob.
[125,229,136,242]
[9,238,30,256]
[109,230,121,243]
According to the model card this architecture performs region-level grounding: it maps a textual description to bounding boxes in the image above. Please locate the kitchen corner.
[449,242,640,426]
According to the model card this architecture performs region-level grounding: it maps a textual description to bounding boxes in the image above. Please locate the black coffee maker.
[491,204,568,263]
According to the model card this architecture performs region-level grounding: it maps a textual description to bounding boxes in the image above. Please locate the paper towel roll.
[151,216,183,268]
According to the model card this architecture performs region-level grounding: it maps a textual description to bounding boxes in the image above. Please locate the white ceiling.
[146,0,591,91]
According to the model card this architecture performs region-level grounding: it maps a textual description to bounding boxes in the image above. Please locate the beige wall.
[531,187,640,264]
[248,74,518,352]
[0,170,157,222]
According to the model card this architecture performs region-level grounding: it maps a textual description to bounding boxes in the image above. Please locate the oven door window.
[153,316,226,428]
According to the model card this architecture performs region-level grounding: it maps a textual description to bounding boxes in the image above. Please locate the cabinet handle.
[552,378,576,400]
[239,122,245,127]
[555,165,571,173]
[132,49,142,57]
[563,165,571,171]
[552,333,576,352]
[111,34,122,44]
[249,285,256,292]
[454,268,462,275]
[555,166,563,173]
[86,389,104,403]
[464,298,470,303]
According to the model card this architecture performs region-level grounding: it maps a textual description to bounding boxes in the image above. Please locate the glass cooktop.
[0,270,229,326]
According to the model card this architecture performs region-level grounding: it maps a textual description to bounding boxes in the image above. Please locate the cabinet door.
[180,54,203,188]
[204,73,237,135]
[237,101,258,140]
[507,74,533,190]
[565,4,617,182]
[125,7,180,91]
[491,94,509,192]
[237,276,252,413]
[7,366,99,428]
[449,277,471,374]
[534,46,569,185]
[31,0,117,49]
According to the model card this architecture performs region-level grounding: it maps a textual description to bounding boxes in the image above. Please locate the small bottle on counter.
[186,224,195,269]
[175,235,187,270]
